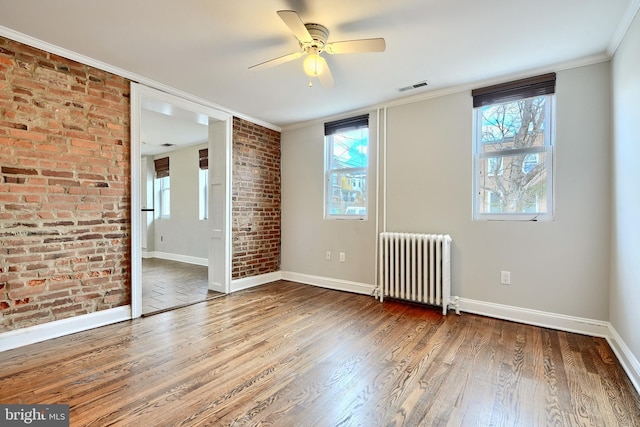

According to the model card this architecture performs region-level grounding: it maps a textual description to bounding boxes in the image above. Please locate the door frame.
[130,83,232,319]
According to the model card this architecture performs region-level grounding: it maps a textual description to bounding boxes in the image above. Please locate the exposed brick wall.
[232,117,281,279]
[0,37,131,330]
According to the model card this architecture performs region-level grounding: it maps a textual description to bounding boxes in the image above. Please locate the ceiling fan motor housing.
[304,23,329,49]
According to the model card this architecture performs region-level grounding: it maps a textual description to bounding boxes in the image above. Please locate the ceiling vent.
[161,143,175,147]
[398,81,428,92]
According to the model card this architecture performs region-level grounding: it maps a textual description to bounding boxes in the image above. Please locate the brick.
[0,35,131,331]
[232,117,281,280]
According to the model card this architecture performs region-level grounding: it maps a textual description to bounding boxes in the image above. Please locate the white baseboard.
[143,251,208,266]
[606,325,640,395]
[281,271,375,296]
[458,297,610,337]
[0,306,131,352]
[231,271,282,292]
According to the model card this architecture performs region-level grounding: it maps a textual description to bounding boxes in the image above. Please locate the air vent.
[161,143,175,147]
[398,81,428,92]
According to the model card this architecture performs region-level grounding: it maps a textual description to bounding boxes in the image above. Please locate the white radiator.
[378,232,459,315]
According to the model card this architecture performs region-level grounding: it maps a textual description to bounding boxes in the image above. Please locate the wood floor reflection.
[142,258,223,315]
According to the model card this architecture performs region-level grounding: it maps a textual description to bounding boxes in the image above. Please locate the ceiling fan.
[249,10,386,88]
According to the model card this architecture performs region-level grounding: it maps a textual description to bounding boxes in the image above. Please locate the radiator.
[378,232,459,315]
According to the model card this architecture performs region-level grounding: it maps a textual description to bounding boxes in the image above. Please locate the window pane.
[325,125,368,218]
[480,96,547,152]
[159,176,170,217]
[474,92,553,220]
[478,151,548,214]
[199,168,208,220]
[330,128,368,170]
[327,170,367,215]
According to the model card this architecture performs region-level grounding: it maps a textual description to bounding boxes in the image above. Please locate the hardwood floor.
[142,258,223,315]
[1,281,639,426]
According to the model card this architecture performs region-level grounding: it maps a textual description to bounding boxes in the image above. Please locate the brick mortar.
[0,36,131,331]
[232,117,281,279]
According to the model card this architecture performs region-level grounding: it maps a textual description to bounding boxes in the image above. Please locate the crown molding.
[0,26,281,133]
[608,0,640,55]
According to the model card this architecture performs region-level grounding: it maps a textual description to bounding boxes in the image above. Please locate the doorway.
[130,84,232,319]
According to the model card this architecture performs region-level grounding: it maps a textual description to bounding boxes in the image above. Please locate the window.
[324,114,369,219]
[158,176,170,218]
[472,73,555,220]
[154,156,170,218]
[199,148,208,220]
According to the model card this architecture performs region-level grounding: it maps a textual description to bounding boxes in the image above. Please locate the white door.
[207,118,231,293]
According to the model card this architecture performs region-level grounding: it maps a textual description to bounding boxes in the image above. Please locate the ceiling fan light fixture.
[303,50,324,77]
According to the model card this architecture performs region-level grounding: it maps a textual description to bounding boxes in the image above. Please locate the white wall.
[611,10,640,377]
[281,62,611,321]
[153,143,209,260]
[281,114,378,285]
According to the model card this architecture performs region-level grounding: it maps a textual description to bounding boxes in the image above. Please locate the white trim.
[0,306,131,352]
[231,272,282,293]
[606,325,640,395]
[143,251,208,267]
[0,26,280,133]
[281,271,375,295]
[458,297,610,337]
[130,83,233,317]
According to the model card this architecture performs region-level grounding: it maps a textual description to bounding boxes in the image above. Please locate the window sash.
[473,94,554,220]
[159,176,170,218]
[199,168,208,220]
[324,118,369,219]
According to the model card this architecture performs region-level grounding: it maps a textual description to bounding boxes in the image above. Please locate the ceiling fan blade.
[325,38,386,54]
[318,57,335,88]
[277,10,313,43]
[249,51,303,72]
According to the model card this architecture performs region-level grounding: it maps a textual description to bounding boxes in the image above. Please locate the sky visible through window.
[332,128,367,169]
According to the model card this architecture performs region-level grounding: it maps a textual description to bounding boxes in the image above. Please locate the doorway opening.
[130,84,232,319]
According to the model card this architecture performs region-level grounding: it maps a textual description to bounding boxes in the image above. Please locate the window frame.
[472,94,555,221]
[198,148,209,221]
[324,114,369,221]
[158,175,170,218]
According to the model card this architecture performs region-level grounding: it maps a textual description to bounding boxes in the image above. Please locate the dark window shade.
[154,157,169,178]
[199,148,208,170]
[324,114,369,136]
[472,73,556,108]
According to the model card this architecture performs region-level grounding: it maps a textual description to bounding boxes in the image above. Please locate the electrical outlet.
[325,251,331,261]
[500,271,511,285]
[339,252,346,262]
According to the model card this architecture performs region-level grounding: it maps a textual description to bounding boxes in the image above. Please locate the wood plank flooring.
[142,258,223,315]
[1,280,639,426]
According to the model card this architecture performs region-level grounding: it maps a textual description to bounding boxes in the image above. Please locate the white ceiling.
[140,107,208,156]
[0,0,636,129]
